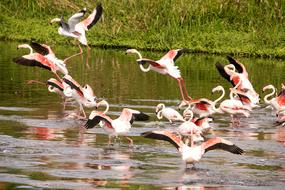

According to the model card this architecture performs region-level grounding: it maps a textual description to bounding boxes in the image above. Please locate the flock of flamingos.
[11,3,285,168]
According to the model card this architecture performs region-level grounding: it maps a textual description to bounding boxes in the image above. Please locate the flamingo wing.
[142,130,184,150]
[277,88,285,106]
[118,108,150,124]
[227,55,247,75]
[30,41,49,56]
[137,58,165,69]
[82,3,103,30]
[13,56,51,71]
[84,113,112,129]
[215,62,232,84]
[62,77,84,97]
[160,48,188,63]
[68,8,87,31]
[47,79,64,91]
[202,137,244,154]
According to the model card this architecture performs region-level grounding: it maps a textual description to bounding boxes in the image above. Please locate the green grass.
[1,0,285,58]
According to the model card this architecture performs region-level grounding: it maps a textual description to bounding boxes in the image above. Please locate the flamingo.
[216,55,259,105]
[30,41,69,75]
[156,103,185,123]
[50,3,103,63]
[13,44,64,80]
[62,75,97,118]
[142,130,243,167]
[192,117,213,133]
[212,85,252,118]
[126,48,191,102]
[263,84,285,112]
[84,99,149,146]
[177,109,204,145]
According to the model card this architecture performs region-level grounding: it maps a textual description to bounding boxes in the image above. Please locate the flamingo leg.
[86,45,90,68]
[125,136,133,146]
[63,44,83,63]
[54,72,62,82]
[177,78,192,101]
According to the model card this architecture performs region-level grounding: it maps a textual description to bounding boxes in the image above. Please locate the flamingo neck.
[133,49,142,59]
[156,104,165,119]
[183,104,193,121]
[264,86,275,104]
[213,87,225,107]
[99,100,109,114]
[139,64,151,72]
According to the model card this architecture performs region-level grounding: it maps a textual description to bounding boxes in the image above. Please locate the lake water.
[0,41,285,189]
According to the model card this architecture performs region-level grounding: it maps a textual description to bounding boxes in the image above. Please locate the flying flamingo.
[30,41,69,75]
[142,130,243,167]
[263,84,285,112]
[84,99,149,146]
[156,103,185,123]
[13,44,63,80]
[126,48,191,102]
[50,3,103,64]
[216,55,259,105]
[62,75,97,119]
[212,85,252,118]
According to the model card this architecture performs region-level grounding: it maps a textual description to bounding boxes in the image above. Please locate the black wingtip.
[226,55,236,64]
[134,112,150,121]
[84,119,95,129]
[232,144,244,155]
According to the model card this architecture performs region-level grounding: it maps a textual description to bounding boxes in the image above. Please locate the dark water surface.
[0,41,285,189]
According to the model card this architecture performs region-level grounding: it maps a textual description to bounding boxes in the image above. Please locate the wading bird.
[13,44,63,80]
[212,85,252,118]
[142,130,243,167]
[216,55,259,105]
[84,99,149,146]
[30,41,69,75]
[50,3,103,63]
[156,103,185,123]
[126,48,191,102]
[62,75,97,119]
[263,84,285,112]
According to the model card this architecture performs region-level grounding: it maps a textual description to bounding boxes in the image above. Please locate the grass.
[1,0,285,58]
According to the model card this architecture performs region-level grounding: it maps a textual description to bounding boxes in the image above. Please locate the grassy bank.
[1,0,285,58]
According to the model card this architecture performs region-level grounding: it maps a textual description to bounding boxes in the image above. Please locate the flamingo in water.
[156,103,185,123]
[84,100,149,146]
[216,55,259,105]
[126,49,191,102]
[29,41,69,74]
[13,44,63,80]
[263,84,285,112]
[142,130,243,167]
[50,3,103,63]
[62,75,97,119]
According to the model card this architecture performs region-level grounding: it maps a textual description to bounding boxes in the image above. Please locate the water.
[0,41,285,189]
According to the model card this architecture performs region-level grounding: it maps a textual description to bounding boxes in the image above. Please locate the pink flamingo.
[50,3,103,63]
[126,48,191,102]
[263,84,285,112]
[84,100,149,146]
[13,44,62,80]
[142,130,243,167]
[216,55,259,105]
[156,103,185,123]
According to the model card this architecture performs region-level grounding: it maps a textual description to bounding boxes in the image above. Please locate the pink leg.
[125,136,133,146]
[86,46,90,68]
[63,44,83,63]
[177,78,192,101]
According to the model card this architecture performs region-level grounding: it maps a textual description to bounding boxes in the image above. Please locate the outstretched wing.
[13,55,51,71]
[137,58,165,69]
[68,8,87,31]
[119,108,149,124]
[227,55,247,76]
[160,48,188,63]
[82,3,103,30]
[84,111,112,129]
[62,77,84,97]
[215,62,232,84]
[30,41,49,56]
[202,137,243,155]
[142,130,184,150]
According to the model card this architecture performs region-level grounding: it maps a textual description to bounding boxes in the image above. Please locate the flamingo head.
[212,85,224,93]
[50,17,61,24]
[95,99,109,111]
[155,103,165,114]
[262,84,275,92]
[17,44,31,49]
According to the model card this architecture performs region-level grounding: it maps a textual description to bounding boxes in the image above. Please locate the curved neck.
[213,87,225,106]
[157,110,163,119]
[133,49,142,59]
[183,104,192,120]
[139,64,151,72]
[264,86,275,104]
[98,100,109,114]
